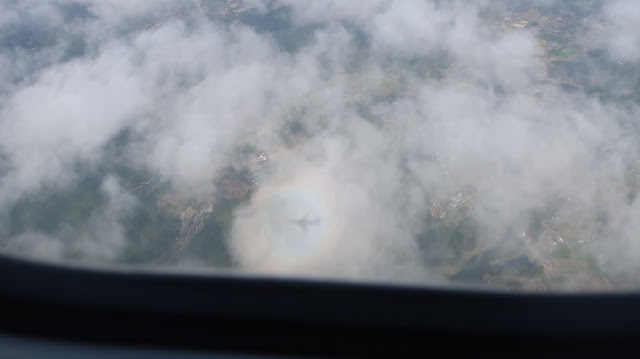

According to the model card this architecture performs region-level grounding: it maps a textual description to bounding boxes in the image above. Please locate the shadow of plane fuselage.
[289,213,321,232]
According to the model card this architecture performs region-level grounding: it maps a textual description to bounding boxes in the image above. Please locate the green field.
[537,33,570,45]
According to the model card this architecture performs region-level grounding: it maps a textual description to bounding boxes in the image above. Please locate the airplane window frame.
[0,254,638,358]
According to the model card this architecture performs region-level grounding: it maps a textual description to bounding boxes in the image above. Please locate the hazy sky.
[1,0,640,288]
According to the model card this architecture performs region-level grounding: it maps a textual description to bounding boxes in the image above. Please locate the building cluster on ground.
[429,191,474,226]
[243,152,268,186]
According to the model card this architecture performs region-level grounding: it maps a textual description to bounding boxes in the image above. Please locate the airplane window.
[2,0,640,293]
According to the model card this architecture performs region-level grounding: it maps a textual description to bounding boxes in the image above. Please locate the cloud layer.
[1,0,640,290]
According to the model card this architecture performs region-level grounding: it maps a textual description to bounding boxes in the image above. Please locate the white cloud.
[603,0,640,61]
[1,0,640,288]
